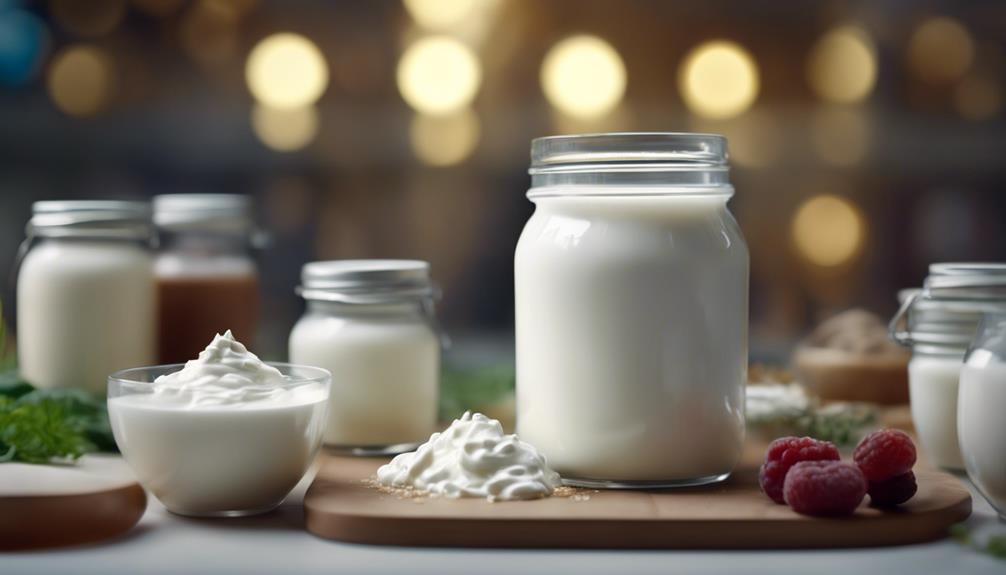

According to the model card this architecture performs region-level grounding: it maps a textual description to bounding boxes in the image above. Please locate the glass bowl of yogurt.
[108,331,330,517]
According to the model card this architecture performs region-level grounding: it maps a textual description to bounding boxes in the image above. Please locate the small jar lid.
[891,263,1006,352]
[297,259,436,304]
[28,200,152,239]
[153,194,253,232]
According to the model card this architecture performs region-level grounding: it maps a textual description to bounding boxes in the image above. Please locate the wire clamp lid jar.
[289,260,443,456]
[888,263,1006,470]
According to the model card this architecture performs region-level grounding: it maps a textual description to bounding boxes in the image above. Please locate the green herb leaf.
[0,396,92,463]
[439,365,515,422]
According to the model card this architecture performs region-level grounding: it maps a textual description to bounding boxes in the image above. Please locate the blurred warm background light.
[792,195,866,268]
[246,33,329,109]
[807,25,877,104]
[410,108,481,166]
[397,35,481,115]
[47,45,114,117]
[810,107,870,167]
[404,0,479,30]
[955,74,1002,120]
[252,104,319,152]
[679,40,759,119]
[908,17,975,84]
[541,35,626,119]
[50,0,125,38]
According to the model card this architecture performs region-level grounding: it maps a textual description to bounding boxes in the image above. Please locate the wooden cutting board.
[304,449,972,549]
[0,455,147,550]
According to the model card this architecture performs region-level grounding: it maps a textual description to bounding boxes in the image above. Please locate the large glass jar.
[960,309,1006,520]
[153,194,261,363]
[515,133,749,488]
[890,263,1006,470]
[289,260,441,455]
[16,201,156,393]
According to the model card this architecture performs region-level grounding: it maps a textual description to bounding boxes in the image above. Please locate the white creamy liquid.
[289,303,439,447]
[377,412,561,502]
[908,355,965,469]
[109,331,327,515]
[515,193,748,482]
[17,240,156,393]
[959,363,1006,518]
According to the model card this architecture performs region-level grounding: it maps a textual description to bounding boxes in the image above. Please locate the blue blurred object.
[0,8,48,87]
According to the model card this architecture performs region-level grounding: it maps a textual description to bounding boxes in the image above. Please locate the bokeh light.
[47,45,114,117]
[792,195,866,267]
[540,35,626,119]
[410,108,480,166]
[679,40,759,119]
[403,0,479,29]
[397,35,481,115]
[246,33,329,109]
[811,106,870,166]
[0,9,49,87]
[252,104,319,152]
[50,0,126,38]
[700,111,778,168]
[955,74,1002,120]
[807,25,877,104]
[908,17,974,84]
[180,0,240,66]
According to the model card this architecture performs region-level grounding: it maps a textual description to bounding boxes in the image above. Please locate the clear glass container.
[515,133,749,488]
[890,263,1006,470]
[153,194,261,363]
[108,363,330,517]
[289,260,441,455]
[15,201,156,393]
[960,310,1006,520]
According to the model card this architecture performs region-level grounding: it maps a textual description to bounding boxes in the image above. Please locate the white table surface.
[5,459,1005,575]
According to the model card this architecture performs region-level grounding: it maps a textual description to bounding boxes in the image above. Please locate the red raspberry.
[783,461,867,517]
[759,436,840,504]
[868,471,918,507]
[853,429,917,482]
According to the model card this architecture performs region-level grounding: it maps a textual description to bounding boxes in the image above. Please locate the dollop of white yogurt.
[151,330,293,407]
[376,412,561,502]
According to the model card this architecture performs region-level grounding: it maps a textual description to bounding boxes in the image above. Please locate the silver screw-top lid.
[153,194,253,232]
[891,263,1006,352]
[297,259,436,304]
[28,200,153,239]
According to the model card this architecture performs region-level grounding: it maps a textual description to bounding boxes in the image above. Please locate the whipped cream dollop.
[151,330,292,407]
[376,412,561,502]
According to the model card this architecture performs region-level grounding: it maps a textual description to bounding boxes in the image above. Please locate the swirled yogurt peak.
[376,411,561,502]
[151,330,291,406]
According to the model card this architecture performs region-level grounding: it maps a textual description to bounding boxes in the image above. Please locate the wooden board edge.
[0,484,148,551]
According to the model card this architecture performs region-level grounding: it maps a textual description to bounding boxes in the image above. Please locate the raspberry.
[783,461,867,517]
[759,436,841,504]
[868,471,917,507]
[853,429,917,482]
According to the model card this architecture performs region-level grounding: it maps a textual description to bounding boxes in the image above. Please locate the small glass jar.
[960,310,1006,520]
[515,133,749,488]
[289,260,441,455]
[16,201,156,393]
[890,263,1006,470]
[153,194,261,364]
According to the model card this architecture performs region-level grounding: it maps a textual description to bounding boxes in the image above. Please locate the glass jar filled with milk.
[289,260,441,455]
[515,133,749,487]
[890,263,1006,470]
[16,201,156,393]
[154,194,261,364]
[959,309,1006,520]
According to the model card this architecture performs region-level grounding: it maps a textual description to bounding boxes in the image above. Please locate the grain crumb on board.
[553,486,599,502]
[362,476,599,503]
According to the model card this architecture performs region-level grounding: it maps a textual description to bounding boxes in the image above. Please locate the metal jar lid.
[890,263,1006,351]
[153,194,253,232]
[297,260,436,304]
[28,200,153,239]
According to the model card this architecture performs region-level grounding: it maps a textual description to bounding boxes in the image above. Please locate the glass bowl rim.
[107,362,332,389]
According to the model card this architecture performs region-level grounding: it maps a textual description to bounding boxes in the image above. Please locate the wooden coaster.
[0,455,147,550]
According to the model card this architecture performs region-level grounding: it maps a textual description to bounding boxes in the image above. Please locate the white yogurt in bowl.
[108,331,330,516]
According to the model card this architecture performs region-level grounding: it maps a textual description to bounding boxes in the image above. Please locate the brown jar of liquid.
[153,194,261,364]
